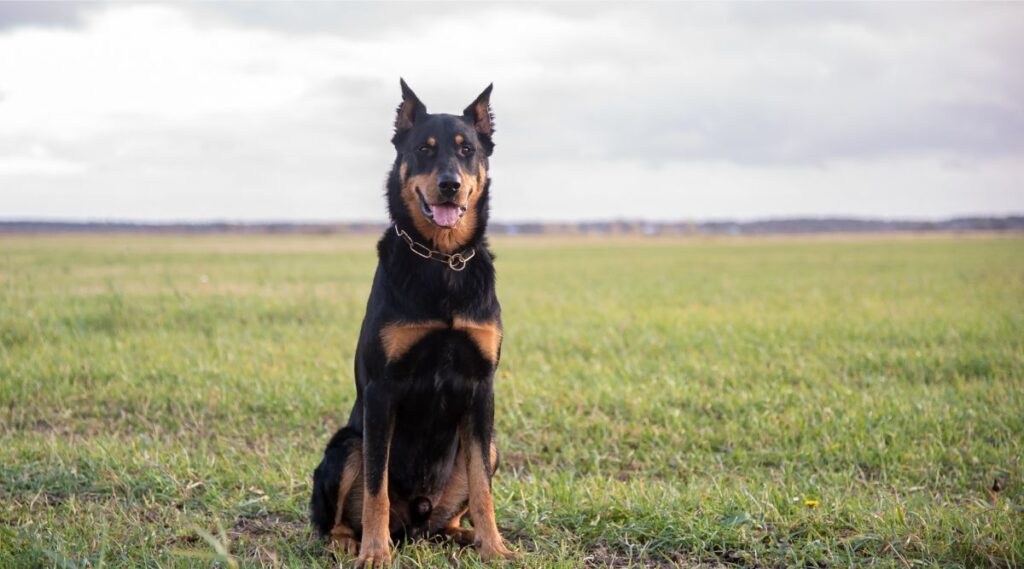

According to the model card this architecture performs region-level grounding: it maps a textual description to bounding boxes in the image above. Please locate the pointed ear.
[395,78,427,133]
[463,83,494,136]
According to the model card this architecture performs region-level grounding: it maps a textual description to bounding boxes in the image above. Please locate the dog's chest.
[379,317,501,371]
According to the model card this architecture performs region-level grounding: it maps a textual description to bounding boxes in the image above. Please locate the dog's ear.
[395,78,427,134]
[463,83,494,137]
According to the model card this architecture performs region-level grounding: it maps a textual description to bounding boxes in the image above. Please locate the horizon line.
[2,214,1023,226]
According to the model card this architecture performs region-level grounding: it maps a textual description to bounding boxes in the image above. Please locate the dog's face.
[390,80,494,251]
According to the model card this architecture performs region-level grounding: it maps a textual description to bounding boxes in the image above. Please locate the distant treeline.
[2,217,1023,236]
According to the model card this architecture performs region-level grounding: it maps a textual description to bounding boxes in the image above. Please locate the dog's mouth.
[416,188,467,228]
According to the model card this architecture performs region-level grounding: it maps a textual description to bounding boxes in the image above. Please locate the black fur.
[311,80,502,545]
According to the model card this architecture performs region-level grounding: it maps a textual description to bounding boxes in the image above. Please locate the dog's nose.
[438,175,461,198]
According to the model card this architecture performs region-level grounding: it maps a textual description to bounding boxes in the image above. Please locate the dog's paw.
[354,540,392,568]
[443,526,476,546]
[329,535,359,557]
[476,540,518,563]
[328,526,359,557]
[354,553,391,568]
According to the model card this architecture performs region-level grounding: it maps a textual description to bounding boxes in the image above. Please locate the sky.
[0,2,1022,223]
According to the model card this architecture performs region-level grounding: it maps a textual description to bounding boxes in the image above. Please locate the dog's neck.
[377,223,496,318]
[392,224,478,272]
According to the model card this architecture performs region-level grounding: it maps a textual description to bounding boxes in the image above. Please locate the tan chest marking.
[380,321,447,362]
[453,317,502,364]
[379,318,502,364]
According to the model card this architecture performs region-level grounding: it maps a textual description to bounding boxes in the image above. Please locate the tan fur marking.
[329,527,358,556]
[358,425,393,566]
[478,162,487,194]
[332,448,362,527]
[443,511,475,546]
[359,487,391,564]
[361,487,390,534]
[432,215,476,252]
[380,320,447,362]
[462,430,513,560]
[399,161,408,184]
[400,163,488,253]
[446,508,468,530]
[328,448,362,556]
[401,170,446,248]
[453,317,502,363]
[426,136,436,146]
[441,440,496,545]
[455,134,464,145]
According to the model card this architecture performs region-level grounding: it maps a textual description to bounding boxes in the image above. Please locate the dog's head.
[388,79,494,252]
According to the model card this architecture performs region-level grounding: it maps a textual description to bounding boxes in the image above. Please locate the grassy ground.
[1,234,1021,568]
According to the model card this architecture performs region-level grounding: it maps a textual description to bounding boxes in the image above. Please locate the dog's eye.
[417,145,432,154]
[460,144,475,156]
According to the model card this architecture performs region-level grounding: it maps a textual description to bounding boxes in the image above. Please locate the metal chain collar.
[394,224,476,271]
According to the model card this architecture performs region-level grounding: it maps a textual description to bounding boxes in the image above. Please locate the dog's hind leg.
[431,440,501,546]
[311,427,363,556]
[329,444,363,556]
[430,443,472,545]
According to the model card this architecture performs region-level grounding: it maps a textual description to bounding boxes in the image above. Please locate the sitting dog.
[311,79,513,567]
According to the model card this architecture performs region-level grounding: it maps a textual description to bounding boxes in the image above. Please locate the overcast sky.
[1,2,1022,222]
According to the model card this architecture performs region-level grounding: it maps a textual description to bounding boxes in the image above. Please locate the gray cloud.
[0,1,97,30]
[485,3,1024,165]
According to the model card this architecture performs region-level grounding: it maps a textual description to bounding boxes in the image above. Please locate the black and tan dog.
[310,80,513,567]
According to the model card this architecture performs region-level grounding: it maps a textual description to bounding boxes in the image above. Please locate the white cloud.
[0,2,1021,221]
[499,155,1024,221]
[0,145,88,177]
[0,5,351,137]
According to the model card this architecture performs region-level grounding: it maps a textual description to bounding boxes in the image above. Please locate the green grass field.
[1,234,1022,568]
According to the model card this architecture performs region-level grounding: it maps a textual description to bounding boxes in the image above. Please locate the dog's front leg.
[463,384,515,562]
[357,382,393,568]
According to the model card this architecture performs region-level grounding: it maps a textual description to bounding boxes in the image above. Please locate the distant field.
[1,234,1021,568]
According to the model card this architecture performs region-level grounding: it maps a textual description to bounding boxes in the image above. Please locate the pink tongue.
[430,204,462,227]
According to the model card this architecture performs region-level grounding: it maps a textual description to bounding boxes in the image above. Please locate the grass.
[1,233,1021,568]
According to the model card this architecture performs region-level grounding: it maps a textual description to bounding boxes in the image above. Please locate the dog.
[310,79,514,567]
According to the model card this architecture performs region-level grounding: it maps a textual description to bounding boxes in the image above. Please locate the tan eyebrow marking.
[426,137,436,146]
[455,134,464,145]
